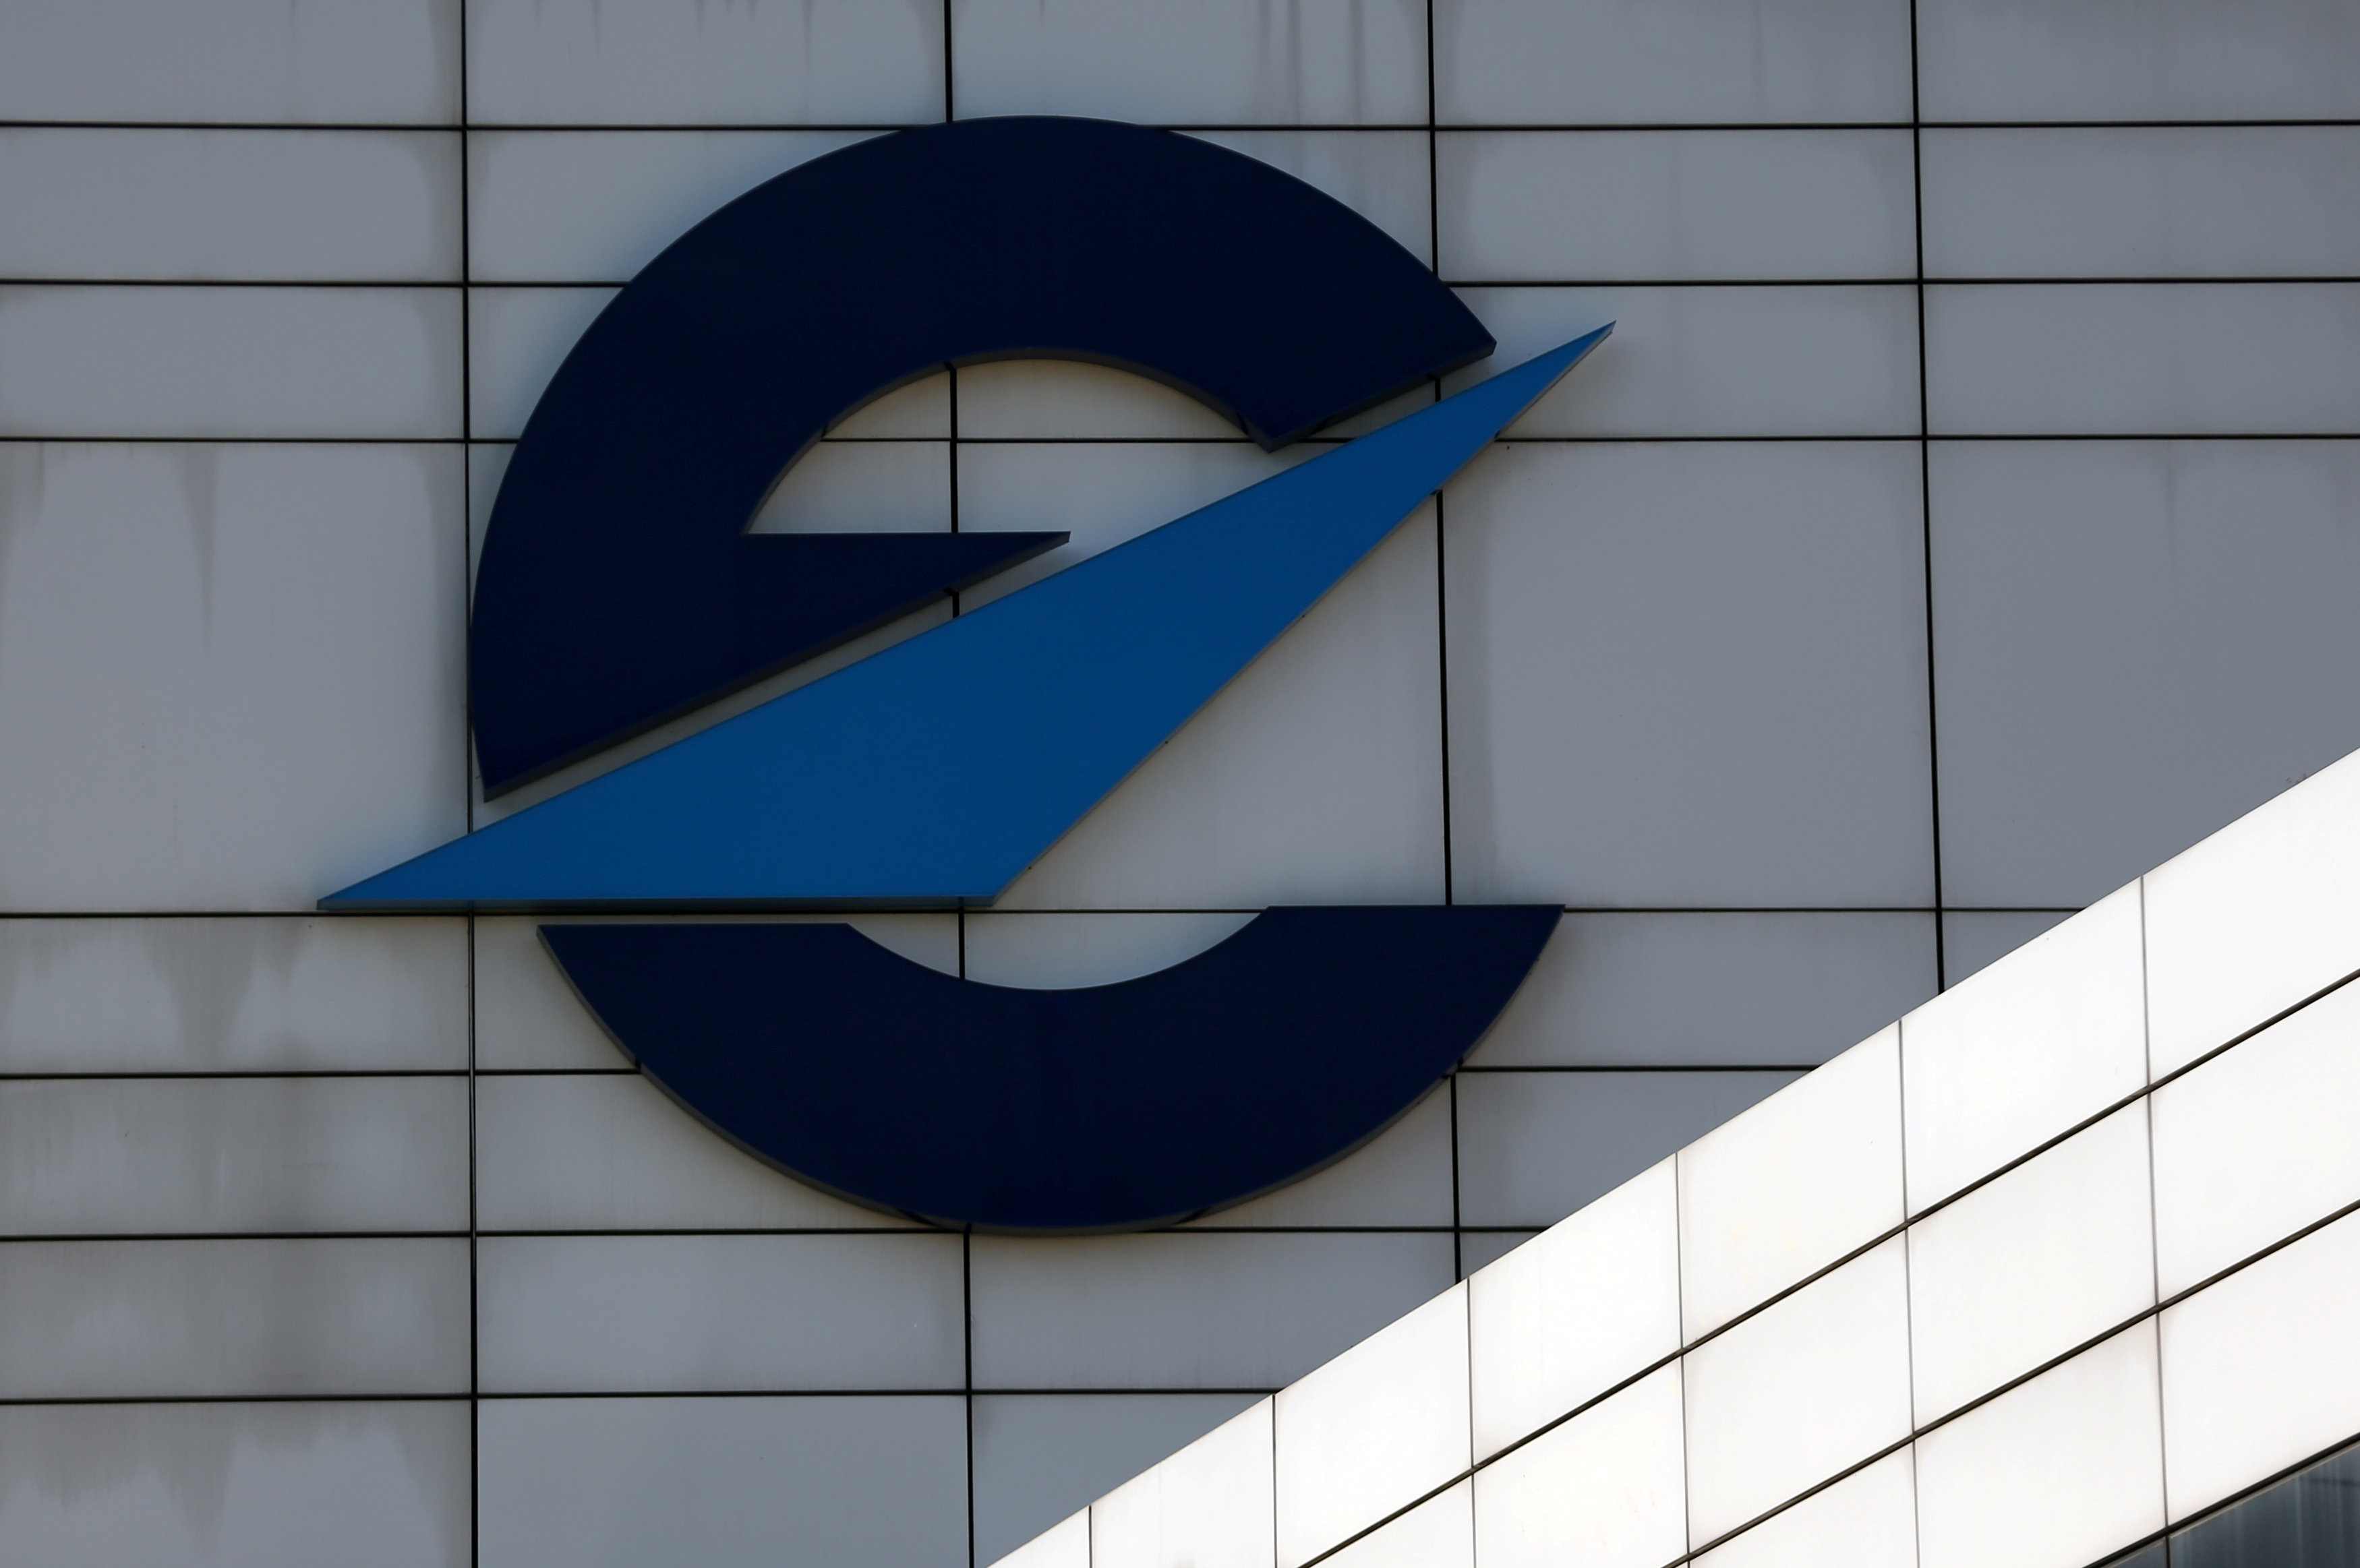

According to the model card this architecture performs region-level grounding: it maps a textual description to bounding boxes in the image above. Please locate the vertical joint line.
[1906,0,1945,991]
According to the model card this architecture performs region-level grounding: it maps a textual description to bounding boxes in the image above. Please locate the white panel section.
[1928,440,2360,910]
[1923,127,2360,279]
[0,1078,469,1236]
[1446,441,1933,908]
[465,0,944,125]
[1692,1448,1916,1568]
[2144,750,2360,1077]
[972,1232,1453,1390]
[0,1401,469,1568]
[1183,131,1433,266]
[478,1395,970,1568]
[0,444,465,912]
[1678,1031,1904,1337]
[993,1509,1090,1568]
[0,129,459,282]
[1092,1399,1275,1568]
[0,1238,469,1398]
[1275,1286,1469,1567]
[1683,1238,1912,1545]
[1917,1323,2164,1568]
[1915,0,2360,122]
[1469,1159,1680,1460]
[1908,1104,2156,1422]
[1433,0,1912,125]
[1458,1070,1798,1229]
[1474,1364,1687,1568]
[0,0,458,124]
[0,288,461,439]
[475,1233,964,1393]
[1470,912,1937,1069]
[1925,284,2360,436]
[976,1394,1262,1568]
[0,917,467,1073]
[468,130,871,282]
[2151,980,2360,1297]
[1438,131,1917,282]
[468,285,615,440]
[750,440,951,534]
[957,361,1247,441]
[1448,284,1921,440]
[986,511,1445,911]
[473,1074,920,1232]
[951,0,1428,125]
[2160,1209,2360,1521]
[473,914,960,1068]
[1326,1480,1471,1568]
[1900,884,2147,1211]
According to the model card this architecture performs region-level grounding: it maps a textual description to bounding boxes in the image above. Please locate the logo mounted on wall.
[328,118,1609,1232]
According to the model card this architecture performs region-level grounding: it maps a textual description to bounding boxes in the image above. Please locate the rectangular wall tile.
[1916,0,2360,121]
[1678,1031,1903,1337]
[950,0,1428,124]
[1449,284,1921,439]
[1444,441,1933,908]
[1908,1104,2156,1421]
[1682,1238,1913,1546]
[0,1401,469,1568]
[1468,911,1937,1068]
[1327,1480,1471,1568]
[0,444,465,911]
[0,917,467,1073]
[1091,1400,1275,1568]
[974,1393,1260,1568]
[995,1511,1089,1568]
[1692,1449,1916,1568]
[1922,127,2360,279]
[0,1077,469,1236]
[1475,1366,1685,1568]
[1901,885,2147,1209]
[2151,979,2360,1297]
[0,1237,469,1398]
[476,1233,964,1393]
[1939,909,2072,986]
[955,362,1249,442]
[0,0,459,125]
[474,1073,918,1232]
[2160,1209,2360,1522]
[1434,0,1914,125]
[1438,131,1917,282]
[1916,1323,2166,1568]
[1458,1069,1800,1230]
[477,1395,969,1568]
[1930,441,2360,909]
[0,129,461,282]
[1469,1159,1680,1459]
[2143,748,2360,1077]
[972,1232,1454,1391]
[1926,284,2360,435]
[468,129,871,282]
[467,286,614,440]
[0,288,462,440]
[466,0,944,125]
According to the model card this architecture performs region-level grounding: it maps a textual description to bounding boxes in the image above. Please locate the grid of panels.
[3,1,2359,1564]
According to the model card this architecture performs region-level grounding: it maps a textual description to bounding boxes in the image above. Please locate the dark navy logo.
[328,118,1607,1232]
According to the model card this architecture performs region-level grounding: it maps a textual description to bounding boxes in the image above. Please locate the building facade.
[1,1,2357,1564]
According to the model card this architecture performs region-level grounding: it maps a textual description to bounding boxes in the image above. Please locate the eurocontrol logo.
[327,117,1609,1233]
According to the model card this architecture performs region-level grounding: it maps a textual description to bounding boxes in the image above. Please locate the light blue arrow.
[324,328,1610,910]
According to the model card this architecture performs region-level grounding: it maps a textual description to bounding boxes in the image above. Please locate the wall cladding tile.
[1090,1400,1275,1568]
[0,1400,471,1568]
[1438,131,1918,282]
[1327,1480,1473,1568]
[1434,0,1914,125]
[0,1237,469,1399]
[467,286,616,441]
[0,0,459,125]
[477,1395,970,1568]
[0,1077,470,1237]
[1474,1365,1686,1568]
[0,288,463,440]
[0,917,466,1073]
[973,1393,1262,1568]
[466,0,944,125]
[0,444,466,912]
[950,0,1428,125]
[1691,1448,1917,1568]
[1939,909,2071,986]
[0,129,461,282]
